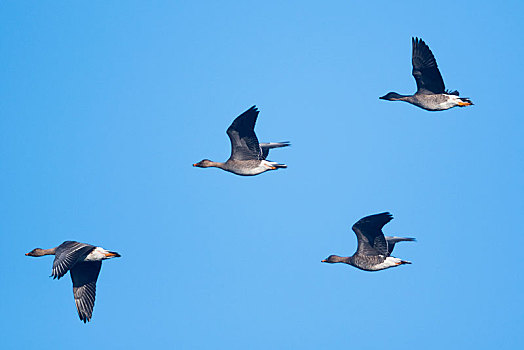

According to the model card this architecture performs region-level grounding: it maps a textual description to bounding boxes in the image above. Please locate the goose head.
[379,92,405,101]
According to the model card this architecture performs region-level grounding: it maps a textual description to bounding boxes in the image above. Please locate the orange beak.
[193,163,197,166]
[321,259,327,262]
[25,253,30,256]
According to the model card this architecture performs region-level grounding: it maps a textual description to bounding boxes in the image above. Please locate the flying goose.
[380,37,473,111]
[322,212,415,271]
[193,106,289,176]
[26,241,120,322]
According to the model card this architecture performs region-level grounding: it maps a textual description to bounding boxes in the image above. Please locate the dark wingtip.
[79,313,91,323]
[377,212,393,220]
[413,36,424,45]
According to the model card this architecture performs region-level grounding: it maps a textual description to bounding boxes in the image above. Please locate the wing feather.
[226,106,263,161]
[52,241,95,280]
[352,212,393,256]
[71,261,101,323]
[412,37,446,94]
[259,142,290,159]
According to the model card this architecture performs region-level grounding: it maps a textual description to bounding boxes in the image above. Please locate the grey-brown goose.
[26,241,120,323]
[193,106,289,176]
[321,212,415,271]
[380,37,473,111]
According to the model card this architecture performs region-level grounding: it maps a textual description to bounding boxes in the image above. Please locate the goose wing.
[52,241,95,279]
[385,236,416,254]
[412,37,446,94]
[260,142,290,159]
[226,106,263,161]
[352,212,392,256]
[70,261,102,323]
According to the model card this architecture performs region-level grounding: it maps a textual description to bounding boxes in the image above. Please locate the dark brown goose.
[380,37,473,111]
[193,106,289,176]
[322,212,415,271]
[26,241,120,323]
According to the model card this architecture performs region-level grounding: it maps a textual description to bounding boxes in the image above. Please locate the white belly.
[230,166,268,176]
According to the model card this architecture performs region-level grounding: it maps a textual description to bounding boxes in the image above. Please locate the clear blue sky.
[1,1,523,349]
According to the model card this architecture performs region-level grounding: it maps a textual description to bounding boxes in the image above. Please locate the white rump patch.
[84,247,110,261]
[371,256,403,271]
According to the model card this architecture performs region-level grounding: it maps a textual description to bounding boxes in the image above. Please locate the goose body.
[193,106,289,176]
[26,241,120,323]
[404,92,471,111]
[322,213,415,271]
[380,37,473,111]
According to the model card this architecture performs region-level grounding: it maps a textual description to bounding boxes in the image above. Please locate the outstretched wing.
[352,212,393,256]
[226,106,263,161]
[385,236,416,255]
[412,37,446,94]
[259,142,290,159]
[70,261,102,323]
[52,241,95,280]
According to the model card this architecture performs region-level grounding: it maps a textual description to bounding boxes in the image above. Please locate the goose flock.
[27,37,472,322]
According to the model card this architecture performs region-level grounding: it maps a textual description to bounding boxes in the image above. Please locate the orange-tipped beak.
[192,163,197,167]
[458,102,472,106]
[321,259,327,263]
[25,253,30,256]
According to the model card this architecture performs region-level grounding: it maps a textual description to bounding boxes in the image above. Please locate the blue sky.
[1,1,523,349]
